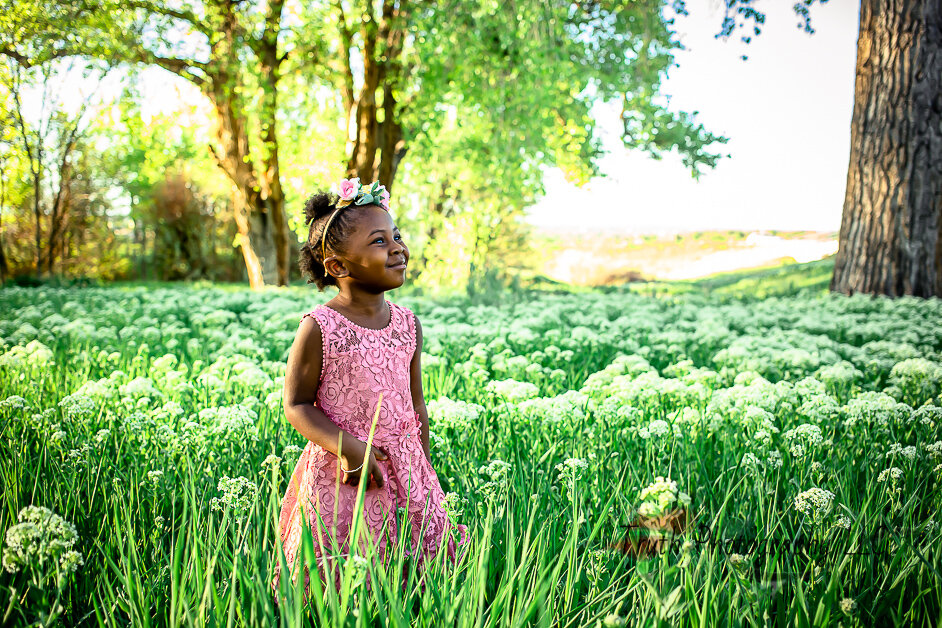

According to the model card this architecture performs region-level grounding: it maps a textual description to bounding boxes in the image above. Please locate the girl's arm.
[409,314,432,462]
[284,316,372,466]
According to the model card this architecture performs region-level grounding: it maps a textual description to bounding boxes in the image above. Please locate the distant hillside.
[527,228,839,286]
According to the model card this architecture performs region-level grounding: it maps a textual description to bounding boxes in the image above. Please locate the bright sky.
[524,0,862,235]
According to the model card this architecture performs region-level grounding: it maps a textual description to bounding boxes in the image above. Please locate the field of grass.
[1,264,941,626]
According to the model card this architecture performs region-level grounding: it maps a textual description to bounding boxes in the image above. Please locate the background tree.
[3,0,732,290]
[715,0,941,298]
[0,0,325,287]
[3,57,110,277]
[0,70,19,284]
[330,0,729,294]
[101,96,243,282]
[333,0,729,190]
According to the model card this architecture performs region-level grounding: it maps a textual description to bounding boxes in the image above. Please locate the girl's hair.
[298,191,381,290]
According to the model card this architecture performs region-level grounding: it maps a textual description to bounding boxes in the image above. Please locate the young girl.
[271,178,470,604]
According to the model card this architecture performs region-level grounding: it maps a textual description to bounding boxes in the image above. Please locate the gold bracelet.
[341,462,364,473]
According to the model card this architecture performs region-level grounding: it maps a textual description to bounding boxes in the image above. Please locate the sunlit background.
[5,0,862,287]
[525,0,859,282]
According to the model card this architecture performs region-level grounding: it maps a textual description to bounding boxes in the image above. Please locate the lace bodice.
[308,300,421,448]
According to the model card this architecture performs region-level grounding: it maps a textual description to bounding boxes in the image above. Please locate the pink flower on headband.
[337,177,360,201]
[377,186,390,210]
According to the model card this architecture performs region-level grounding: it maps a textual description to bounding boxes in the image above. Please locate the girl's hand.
[340,438,389,489]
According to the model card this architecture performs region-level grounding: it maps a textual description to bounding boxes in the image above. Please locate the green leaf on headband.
[355,193,374,205]
[370,181,379,194]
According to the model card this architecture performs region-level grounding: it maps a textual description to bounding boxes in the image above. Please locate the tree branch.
[136,48,210,87]
[1,46,85,69]
[124,0,212,35]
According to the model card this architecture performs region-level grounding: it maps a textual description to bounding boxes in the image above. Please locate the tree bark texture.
[344,0,409,191]
[0,235,8,283]
[831,0,942,297]
[0,175,8,283]
[204,1,289,288]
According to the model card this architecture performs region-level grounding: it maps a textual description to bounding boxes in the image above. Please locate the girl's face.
[332,205,409,290]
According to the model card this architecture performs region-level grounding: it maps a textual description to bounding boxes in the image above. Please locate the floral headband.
[320,177,391,276]
[336,177,390,210]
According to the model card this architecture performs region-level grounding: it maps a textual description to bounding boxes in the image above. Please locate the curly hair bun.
[302,191,336,226]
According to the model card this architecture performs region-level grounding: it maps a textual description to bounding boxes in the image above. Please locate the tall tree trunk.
[231,189,266,288]
[345,0,409,191]
[830,0,942,297]
[0,230,7,284]
[45,157,73,276]
[0,164,9,284]
[209,87,282,288]
[203,0,289,288]
[32,163,42,276]
[258,0,290,286]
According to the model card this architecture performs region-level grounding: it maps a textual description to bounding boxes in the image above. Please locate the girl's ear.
[324,257,349,279]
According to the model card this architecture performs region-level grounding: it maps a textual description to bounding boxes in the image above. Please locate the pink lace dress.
[271,299,470,601]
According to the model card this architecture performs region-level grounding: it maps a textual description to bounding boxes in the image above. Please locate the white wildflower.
[646,419,670,438]
[2,506,84,587]
[877,467,903,483]
[840,598,856,615]
[637,476,690,518]
[741,453,762,468]
[440,492,466,520]
[427,397,485,430]
[57,394,96,421]
[554,458,589,491]
[210,476,258,521]
[259,454,282,476]
[484,379,540,402]
[0,395,30,412]
[793,487,836,521]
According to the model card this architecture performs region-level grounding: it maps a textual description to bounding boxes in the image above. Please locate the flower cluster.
[485,378,540,402]
[793,487,836,522]
[887,442,918,461]
[2,506,84,588]
[210,476,258,521]
[260,454,282,476]
[783,423,823,458]
[440,492,466,520]
[478,459,512,503]
[555,457,589,491]
[637,476,690,518]
[427,397,485,430]
[0,394,30,412]
[877,467,903,484]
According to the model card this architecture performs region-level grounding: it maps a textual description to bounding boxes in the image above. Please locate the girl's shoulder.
[388,299,417,334]
[388,299,413,317]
